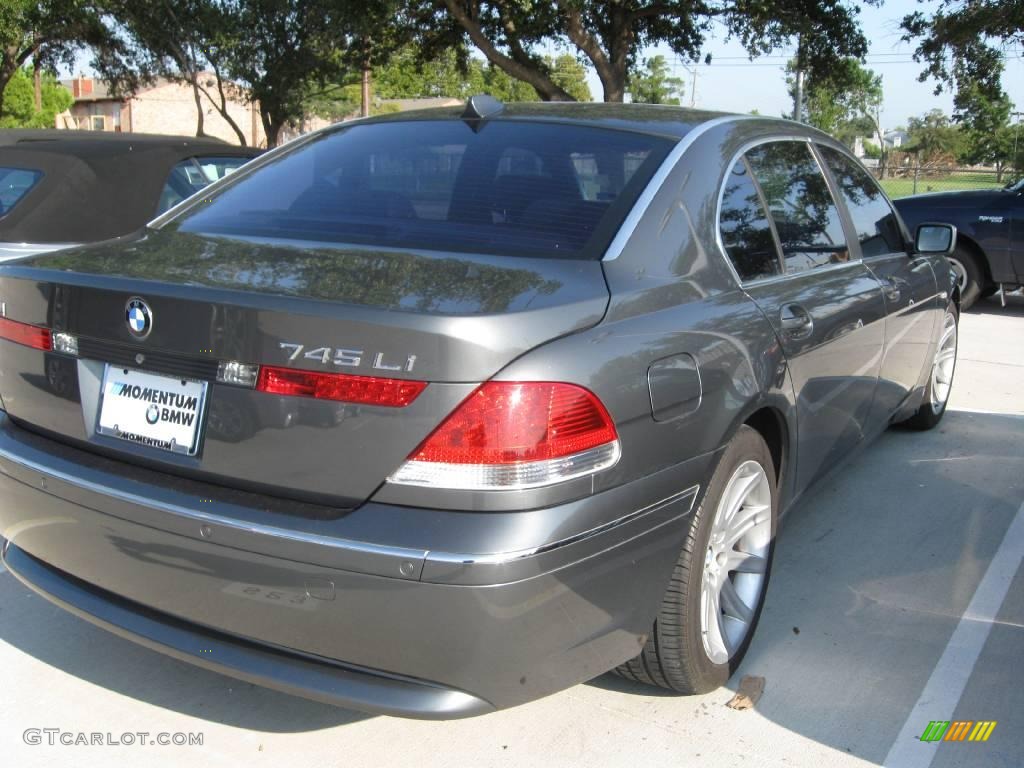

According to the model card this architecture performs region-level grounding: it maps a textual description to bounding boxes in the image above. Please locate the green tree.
[0,66,73,128]
[953,73,1015,181]
[786,58,887,173]
[96,0,250,143]
[0,0,114,118]
[906,109,965,167]
[212,0,401,147]
[418,0,874,102]
[373,47,587,102]
[628,55,684,105]
[901,0,1022,106]
[548,54,591,102]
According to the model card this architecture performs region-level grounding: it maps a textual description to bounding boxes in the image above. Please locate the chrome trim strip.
[0,431,698,574]
[0,441,426,562]
[425,484,700,567]
[602,115,755,262]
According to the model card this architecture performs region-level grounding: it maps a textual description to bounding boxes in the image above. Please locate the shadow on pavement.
[588,409,1024,765]
[967,292,1024,318]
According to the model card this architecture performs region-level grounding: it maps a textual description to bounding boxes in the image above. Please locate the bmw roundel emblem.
[145,404,160,425]
[125,297,152,338]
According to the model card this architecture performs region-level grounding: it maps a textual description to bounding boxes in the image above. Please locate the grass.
[878,171,1008,199]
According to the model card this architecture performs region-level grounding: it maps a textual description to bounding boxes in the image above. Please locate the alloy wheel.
[930,311,958,414]
[700,460,772,665]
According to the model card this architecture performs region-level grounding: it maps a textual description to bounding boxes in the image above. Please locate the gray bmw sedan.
[0,98,959,718]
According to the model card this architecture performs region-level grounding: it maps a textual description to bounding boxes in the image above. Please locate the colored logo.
[145,404,160,425]
[125,297,152,338]
[920,720,997,743]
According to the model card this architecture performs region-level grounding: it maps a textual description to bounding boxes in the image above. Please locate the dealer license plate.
[97,366,208,456]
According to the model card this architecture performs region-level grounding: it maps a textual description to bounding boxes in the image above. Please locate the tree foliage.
[417,0,875,102]
[628,55,684,105]
[0,66,73,128]
[905,109,966,167]
[0,0,114,118]
[901,0,1023,105]
[371,46,586,102]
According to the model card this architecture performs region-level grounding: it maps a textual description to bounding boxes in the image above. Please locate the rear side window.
[158,156,252,214]
[174,121,673,259]
[817,146,905,258]
[0,167,43,216]
[745,142,850,274]
[719,158,781,282]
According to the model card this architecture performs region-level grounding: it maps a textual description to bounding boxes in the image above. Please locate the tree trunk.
[261,109,281,148]
[361,66,371,117]
[33,58,42,112]
[190,74,207,138]
[194,64,248,146]
[441,0,574,102]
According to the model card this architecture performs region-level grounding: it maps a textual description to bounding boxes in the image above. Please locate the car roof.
[353,102,739,141]
[0,132,260,243]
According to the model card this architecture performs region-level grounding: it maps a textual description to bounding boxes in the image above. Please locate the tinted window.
[0,167,43,216]
[175,121,672,259]
[746,142,849,273]
[719,159,781,281]
[818,146,904,257]
[158,156,251,214]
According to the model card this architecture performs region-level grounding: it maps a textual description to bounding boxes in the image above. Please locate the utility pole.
[678,61,699,108]
[1013,111,1023,172]
[793,68,805,122]
[792,35,805,123]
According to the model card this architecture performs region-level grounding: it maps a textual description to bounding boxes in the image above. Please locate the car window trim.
[602,114,755,262]
[714,135,862,289]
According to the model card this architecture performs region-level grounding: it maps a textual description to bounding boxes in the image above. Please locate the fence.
[868,166,1016,199]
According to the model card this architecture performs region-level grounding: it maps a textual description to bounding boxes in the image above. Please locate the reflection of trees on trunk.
[40,230,562,315]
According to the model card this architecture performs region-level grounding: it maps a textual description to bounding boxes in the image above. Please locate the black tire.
[948,248,983,310]
[900,303,959,431]
[614,425,778,693]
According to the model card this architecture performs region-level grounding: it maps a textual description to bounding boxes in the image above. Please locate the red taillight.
[0,316,52,351]
[255,365,426,407]
[389,382,620,490]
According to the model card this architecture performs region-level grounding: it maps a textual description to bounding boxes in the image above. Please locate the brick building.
[58,74,266,147]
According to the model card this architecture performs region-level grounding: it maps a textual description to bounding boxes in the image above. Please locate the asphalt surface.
[2,294,1022,768]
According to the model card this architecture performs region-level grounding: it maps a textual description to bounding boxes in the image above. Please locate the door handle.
[882,278,901,303]
[780,303,814,340]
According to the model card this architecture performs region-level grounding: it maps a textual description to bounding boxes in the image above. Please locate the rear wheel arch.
[743,407,787,491]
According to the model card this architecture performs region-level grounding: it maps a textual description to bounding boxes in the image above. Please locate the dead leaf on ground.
[725,675,765,711]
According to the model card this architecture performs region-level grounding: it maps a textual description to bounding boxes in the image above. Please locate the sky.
[622,0,1024,131]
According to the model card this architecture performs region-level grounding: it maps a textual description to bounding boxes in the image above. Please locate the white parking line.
[883,499,1024,768]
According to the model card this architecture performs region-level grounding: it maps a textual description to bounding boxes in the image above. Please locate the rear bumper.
[0,413,709,716]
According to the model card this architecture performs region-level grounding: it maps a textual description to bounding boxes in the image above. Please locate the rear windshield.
[175,121,673,259]
[0,167,43,216]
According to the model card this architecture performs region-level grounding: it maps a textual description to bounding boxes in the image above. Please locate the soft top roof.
[0,131,259,243]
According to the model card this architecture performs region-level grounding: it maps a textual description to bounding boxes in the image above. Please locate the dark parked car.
[894,178,1024,309]
[0,99,960,718]
[0,130,259,261]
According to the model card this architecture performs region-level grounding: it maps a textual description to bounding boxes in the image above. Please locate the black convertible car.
[0,130,259,262]
[894,178,1024,309]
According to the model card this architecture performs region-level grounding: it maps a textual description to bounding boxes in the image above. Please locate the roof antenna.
[461,94,504,130]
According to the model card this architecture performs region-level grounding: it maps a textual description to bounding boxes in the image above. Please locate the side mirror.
[914,222,957,256]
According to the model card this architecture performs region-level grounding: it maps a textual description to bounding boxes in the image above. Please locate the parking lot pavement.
[1,295,1022,768]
